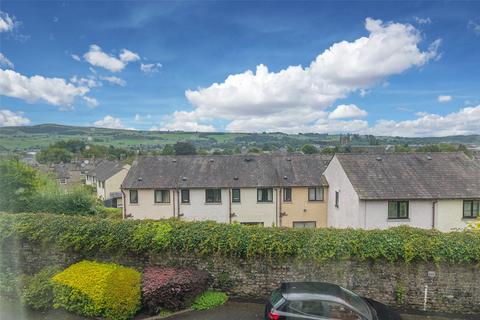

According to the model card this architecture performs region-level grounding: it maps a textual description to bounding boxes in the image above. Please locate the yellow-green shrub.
[52,261,141,320]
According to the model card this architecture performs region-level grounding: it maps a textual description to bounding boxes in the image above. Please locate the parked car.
[265,282,401,320]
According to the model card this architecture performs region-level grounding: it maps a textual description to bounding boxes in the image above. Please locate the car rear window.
[269,289,283,306]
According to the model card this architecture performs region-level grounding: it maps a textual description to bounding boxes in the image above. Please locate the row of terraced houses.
[88,152,480,231]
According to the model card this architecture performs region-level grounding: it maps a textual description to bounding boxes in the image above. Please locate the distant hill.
[0,123,478,151]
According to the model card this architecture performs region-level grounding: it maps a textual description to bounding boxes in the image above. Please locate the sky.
[0,0,480,137]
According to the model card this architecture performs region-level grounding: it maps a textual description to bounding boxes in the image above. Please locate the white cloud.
[157,111,216,132]
[0,53,14,69]
[468,19,480,35]
[100,76,126,86]
[94,115,126,129]
[82,96,99,108]
[0,68,93,108]
[368,105,480,137]
[0,109,30,126]
[176,18,440,133]
[71,54,81,61]
[70,75,101,88]
[225,105,480,137]
[0,11,17,33]
[414,17,432,25]
[328,104,367,119]
[312,118,369,134]
[140,63,162,74]
[438,95,452,103]
[119,49,140,62]
[83,45,139,72]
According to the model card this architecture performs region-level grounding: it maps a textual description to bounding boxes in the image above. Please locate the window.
[283,187,292,202]
[232,188,241,203]
[205,189,222,203]
[293,221,316,228]
[335,190,340,208]
[308,187,324,201]
[388,201,409,219]
[463,200,479,219]
[154,189,170,203]
[181,189,190,203]
[257,188,273,202]
[129,190,138,204]
[59,178,66,184]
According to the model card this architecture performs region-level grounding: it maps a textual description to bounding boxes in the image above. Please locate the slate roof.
[53,163,70,179]
[122,154,332,189]
[336,152,480,200]
[88,160,126,181]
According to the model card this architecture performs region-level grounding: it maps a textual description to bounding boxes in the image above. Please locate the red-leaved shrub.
[142,267,211,313]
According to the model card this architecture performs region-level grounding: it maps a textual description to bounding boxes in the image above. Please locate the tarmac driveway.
[164,302,468,320]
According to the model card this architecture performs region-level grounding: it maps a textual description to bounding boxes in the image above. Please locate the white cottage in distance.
[85,160,130,207]
[324,152,480,231]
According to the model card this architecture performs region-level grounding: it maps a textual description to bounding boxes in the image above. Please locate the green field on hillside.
[0,124,478,152]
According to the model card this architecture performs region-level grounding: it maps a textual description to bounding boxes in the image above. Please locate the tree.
[248,147,261,153]
[286,145,295,153]
[233,146,242,154]
[36,147,73,164]
[174,142,196,155]
[394,144,412,153]
[301,144,319,154]
[161,144,174,155]
[53,139,86,153]
[0,159,40,211]
[321,146,338,154]
[212,149,223,155]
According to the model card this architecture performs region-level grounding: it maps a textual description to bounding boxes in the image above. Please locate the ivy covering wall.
[1,213,479,263]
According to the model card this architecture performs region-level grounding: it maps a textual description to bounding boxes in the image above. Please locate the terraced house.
[121,154,331,228]
[324,152,480,231]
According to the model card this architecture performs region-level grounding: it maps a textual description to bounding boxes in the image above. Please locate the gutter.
[120,188,127,219]
[228,188,232,224]
[432,200,437,229]
[275,188,280,227]
[278,188,282,227]
[172,189,176,218]
[177,189,181,219]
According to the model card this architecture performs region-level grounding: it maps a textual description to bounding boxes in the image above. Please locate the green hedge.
[1,213,480,263]
[22,188,98,215]
[52,261,141,320]
[20,266,61,310]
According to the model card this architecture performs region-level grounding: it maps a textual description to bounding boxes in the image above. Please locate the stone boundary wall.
[1,240,479,315]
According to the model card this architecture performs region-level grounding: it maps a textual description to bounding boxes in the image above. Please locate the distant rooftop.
[87,160,126,181]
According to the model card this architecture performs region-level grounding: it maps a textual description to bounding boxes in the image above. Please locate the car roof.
[281,282,343,299]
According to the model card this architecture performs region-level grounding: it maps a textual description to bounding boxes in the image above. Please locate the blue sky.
[0,1,479,136]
